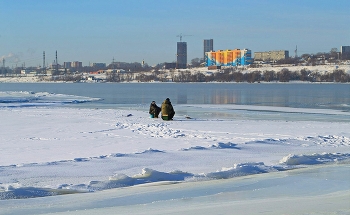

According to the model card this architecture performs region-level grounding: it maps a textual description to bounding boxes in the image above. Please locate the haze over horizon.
[1,0,349,67]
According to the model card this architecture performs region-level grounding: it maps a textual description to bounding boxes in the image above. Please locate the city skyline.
[1,0,350,68]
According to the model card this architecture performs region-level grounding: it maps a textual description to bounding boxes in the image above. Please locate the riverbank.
[1,65,349,83]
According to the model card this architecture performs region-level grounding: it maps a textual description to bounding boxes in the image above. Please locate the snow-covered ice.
[0,92,349,214]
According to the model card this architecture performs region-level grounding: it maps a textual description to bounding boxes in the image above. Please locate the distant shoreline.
[1,64,349,83]
[1,78,349,84]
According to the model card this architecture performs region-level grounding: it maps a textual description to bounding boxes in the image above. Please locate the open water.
[0,82,349,122]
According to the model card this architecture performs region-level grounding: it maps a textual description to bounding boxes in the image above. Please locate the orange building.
[205,49,252,66]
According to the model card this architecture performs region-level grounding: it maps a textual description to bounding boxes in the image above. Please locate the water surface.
[1,82,349,122]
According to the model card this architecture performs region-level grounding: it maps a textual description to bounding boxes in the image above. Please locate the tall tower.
[203,39,213,60]
[55,50,58,73]
[43,51,46,74]
[176,42,187,69]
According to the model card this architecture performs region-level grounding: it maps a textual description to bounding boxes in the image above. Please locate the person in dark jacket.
[161,98,175,120]
[149,101,161,118]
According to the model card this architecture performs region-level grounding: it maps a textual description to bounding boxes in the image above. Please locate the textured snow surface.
[1,107,349,198]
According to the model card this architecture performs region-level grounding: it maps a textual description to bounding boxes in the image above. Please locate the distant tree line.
[103,68,350,83]
[172,68,349,83]
[203,68,350,83]
[70,67,350,83]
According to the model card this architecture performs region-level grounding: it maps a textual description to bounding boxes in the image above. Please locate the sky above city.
[1,0,350,67]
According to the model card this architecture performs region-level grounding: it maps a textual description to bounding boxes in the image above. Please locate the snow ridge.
[1,151,349,199]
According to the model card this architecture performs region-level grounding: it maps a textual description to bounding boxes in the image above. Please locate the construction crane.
[176,33,192,42]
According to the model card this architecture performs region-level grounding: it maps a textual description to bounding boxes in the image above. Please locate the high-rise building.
[177,42,187,69]
[204,39,213,60]
[72,61,82,68]
[340,46,350,59]
[64,62,72,69]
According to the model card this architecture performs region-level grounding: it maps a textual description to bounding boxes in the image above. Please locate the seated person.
[161,98,175,120]
[149,101,161,118]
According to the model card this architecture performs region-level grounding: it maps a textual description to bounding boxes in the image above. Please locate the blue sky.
[1,0,349,67]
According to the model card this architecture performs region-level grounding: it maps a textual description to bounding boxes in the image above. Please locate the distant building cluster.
[57,43,349,71]
[2,41,349,76]
[171,38,252,69]
[63,61,83,69]
[176,38,292,68]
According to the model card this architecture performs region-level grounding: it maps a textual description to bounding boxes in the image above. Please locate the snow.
[0,92,350,214]
[245,64,350,74]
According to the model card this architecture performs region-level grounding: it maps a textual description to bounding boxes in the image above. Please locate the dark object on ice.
[126,114,133,117]
[149,101,161,118]
[161,98,175,120]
